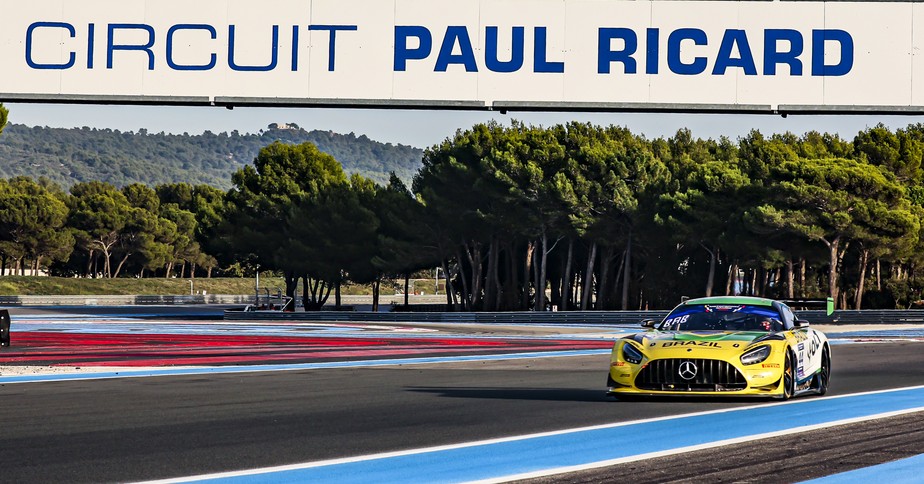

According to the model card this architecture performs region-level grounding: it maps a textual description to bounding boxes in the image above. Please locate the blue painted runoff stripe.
[803,453,924,484]
[0,349,611,384]
[152,385,924,484]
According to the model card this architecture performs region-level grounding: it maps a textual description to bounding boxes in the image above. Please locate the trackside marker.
[140,385,924,484]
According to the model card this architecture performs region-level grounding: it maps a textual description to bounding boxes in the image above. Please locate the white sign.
[0,0,921,113]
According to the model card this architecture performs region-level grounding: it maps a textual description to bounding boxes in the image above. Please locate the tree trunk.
[372,279,380,312]
[875,259,882,291]
[538,232,549,311]
[561,238,574,311]
[702,243,716,297]
[826,237,841,304]
[463,241,484,310]
[611,251,626,309]
[302,276,313,310]
[113,252,132,279]
[581,241,597,310]
[523,241,535,310]
[457,249,472,310]
[573,271,581,307]
[335,280,342,309]
[855,248,869,309]
[799,258,807,298]
[101,248,112,277]
[484,237,498,311]
[726,261,737,295]
[442,261,455,310]
[404,274,410,307]
[621,235,632,310]
[597,245,615,309]
[786,259,795,299]
[283,271,298,304]
[532,242,541,311]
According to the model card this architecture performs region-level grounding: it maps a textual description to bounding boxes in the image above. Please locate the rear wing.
[782,298,835,316]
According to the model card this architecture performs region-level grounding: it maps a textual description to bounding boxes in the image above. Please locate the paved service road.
[1,342,923,483]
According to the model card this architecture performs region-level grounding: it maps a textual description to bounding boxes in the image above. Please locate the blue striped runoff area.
[147,385,924,484]
[805,453,924,484]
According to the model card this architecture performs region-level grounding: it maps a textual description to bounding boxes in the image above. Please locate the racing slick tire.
[780,350,796,400]
[814,345,831,396]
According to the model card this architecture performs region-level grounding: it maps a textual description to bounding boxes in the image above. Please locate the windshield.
[659,304,783,332]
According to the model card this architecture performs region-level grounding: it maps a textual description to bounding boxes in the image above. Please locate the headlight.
[622,342,644,364]
[740,345,771,365]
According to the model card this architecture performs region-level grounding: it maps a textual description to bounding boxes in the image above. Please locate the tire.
[781,350,796,400]
[814,346,831,396]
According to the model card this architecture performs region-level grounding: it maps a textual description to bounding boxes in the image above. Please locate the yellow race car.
[607,296,832,399]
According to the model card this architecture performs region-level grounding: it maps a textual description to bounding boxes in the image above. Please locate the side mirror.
[794,319,811,328]
[641,319,657,329]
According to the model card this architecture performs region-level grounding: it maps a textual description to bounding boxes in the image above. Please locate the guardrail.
[0,294,448,306]
[0,295,256,306]
[223,308,924,325]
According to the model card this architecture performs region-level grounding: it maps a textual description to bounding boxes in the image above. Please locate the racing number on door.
[795,330,822,377]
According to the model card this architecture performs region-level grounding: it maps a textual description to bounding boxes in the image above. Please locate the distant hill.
[0,123,424,189]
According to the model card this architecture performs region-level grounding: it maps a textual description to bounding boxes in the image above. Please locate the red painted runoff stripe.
[2,331,613,367]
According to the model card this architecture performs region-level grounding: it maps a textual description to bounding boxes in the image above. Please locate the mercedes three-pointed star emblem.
[678,360,698,380]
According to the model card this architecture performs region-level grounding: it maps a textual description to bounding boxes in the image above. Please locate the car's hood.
[628,330,768,350]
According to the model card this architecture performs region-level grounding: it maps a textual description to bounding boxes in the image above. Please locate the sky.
[5,102,924,150]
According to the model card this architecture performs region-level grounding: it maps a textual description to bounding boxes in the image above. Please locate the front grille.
[635,358,747,392]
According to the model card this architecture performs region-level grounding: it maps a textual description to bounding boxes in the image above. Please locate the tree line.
[0,122,422,188]
[211,120,924,311]
[0,109,923,310]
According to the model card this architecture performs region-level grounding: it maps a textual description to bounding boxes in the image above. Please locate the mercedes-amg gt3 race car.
[607,296,831,399]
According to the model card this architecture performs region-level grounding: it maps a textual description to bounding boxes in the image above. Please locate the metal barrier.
[0,295,250,306]
[223,308,924,325]
[0,294,446,306]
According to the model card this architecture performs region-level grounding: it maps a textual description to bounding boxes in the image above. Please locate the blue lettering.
[713,30,756,75]
[291,26,299,72]
[394,26,432,71]
[166,24,217,71]
[435,26,478,72]
[228,25,279,72]
[812,29,853,76]
[598,28,637,74]
[534,27,564,73]
[646,28,659,74]
[87,23,95,69]
[764,29,803,75]
[107,23,155,70]
[25,22,76,70]
[668,28,707,75]
[308,25,358,72]
[485,26,524,73]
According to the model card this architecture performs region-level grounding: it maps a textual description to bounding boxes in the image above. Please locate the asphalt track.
[1,307,923,483]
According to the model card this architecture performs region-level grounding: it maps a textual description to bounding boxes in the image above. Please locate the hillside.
[0,123,423,189]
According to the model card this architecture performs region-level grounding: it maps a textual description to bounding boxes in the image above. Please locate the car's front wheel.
[781,350,796,400]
